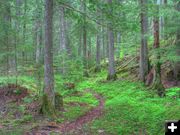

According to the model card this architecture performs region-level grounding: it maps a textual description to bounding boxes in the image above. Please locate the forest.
[0,0,180,134]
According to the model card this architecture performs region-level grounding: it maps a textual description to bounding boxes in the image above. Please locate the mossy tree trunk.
[151,1,165,97]
[42,0,56,117]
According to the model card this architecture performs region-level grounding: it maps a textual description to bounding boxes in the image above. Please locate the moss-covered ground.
[0,70,179,135]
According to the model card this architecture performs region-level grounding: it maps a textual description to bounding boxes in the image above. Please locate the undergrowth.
[0,70,179,135]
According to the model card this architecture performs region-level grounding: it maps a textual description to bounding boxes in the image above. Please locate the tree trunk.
[42,0,56,117]
[174,1,180,81]
[14,0,22,84]
[35,0,43,64]
[4,2,11,75]
[95,33,101,72]
[116,32,121,59]
[22,0,27,65]
[139,0,149,82]
[151,1,165,96]
[106,27,109,59]
[102,27,106,62]
[59,6,67,75]
[107,0,117,80]
[164,0,168,39]
[78,31,82,57]
[159,0,164,39]
[82,0,89,77]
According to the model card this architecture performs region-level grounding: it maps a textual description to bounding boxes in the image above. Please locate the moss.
[107,73,117,81]
[40,94,56,118]
[55,92,63,111]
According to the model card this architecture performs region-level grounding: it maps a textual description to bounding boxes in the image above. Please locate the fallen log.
[116,64,139,74]
[117,56,137,71]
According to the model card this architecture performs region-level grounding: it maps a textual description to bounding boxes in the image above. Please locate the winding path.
[26,90,105,135]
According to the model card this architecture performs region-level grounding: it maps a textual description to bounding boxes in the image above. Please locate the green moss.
[107,73,117,81]
[41,94,56,118]
[55,92,63,111]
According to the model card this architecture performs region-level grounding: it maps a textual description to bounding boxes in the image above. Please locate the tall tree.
[42,0,55,116]
[116,32,121,59]
[107,0,117,80]
[82,0,89,77]
[139,0,149,82]
[174,1,180,81]
[150,0,165,96]
[22,0,27,64]
[59,6,67,74]
[95,8,101,72]
[35,0,43,64]
[3,1,11,75]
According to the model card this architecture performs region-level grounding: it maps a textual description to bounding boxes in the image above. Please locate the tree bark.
[82,0,89,77]
[139,0,149,82]
[4,2,11,75]
[35,0,43,64]
[107,0,117,80]
[43,0,56,117]
[59,6,67,75]
[95,8,101,72]
[22,0,27,65]
[102,27,106,62]
[95,32,101,72]
[116,32,121,59]
[151,0,165,96]
[174,1,180,81]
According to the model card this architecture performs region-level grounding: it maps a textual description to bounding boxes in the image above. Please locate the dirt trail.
[27,90,105,135]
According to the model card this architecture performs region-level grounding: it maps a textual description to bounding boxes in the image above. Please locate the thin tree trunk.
[159,0,164,39]
[106,27,109,59]
[78,31,82,57]
[4,2,11,75]
[82,0,89,77]
[102,27,106,62]
[14,0,22,84]
[116,32,121,59]
[35,0,43,64]
[22,0,27,65]
[95,32,101,72]
[59,6,66,74]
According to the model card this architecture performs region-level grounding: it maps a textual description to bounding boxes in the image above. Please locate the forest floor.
[25,89,104,135]
[0,67,180,135]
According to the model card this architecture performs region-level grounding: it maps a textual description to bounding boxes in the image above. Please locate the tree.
[95,8,101,72]
[22,0,27,64]
[42,0,55,116]
[107,0,117,80]
[59,5,67,74]
[147,0,165,96]
[82,0,89,77]
[174,1,180,81]
[3,1,11,75]
[35,0,43,64]
[139,0,149,82]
